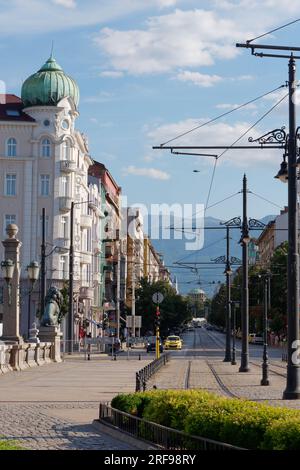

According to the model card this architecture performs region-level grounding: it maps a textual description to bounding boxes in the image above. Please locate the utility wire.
[250,191,284,210]
[160,84,285,146]
[247,19,300,44]
[204,90,289,211]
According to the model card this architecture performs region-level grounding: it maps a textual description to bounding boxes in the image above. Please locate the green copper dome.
[21,56,79,108]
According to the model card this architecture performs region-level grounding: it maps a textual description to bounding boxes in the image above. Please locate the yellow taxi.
[164,335,182,350]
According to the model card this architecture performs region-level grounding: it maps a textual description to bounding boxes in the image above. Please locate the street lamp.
[26,261,40,340]
[1,259,15,305]
[274,154,288,182]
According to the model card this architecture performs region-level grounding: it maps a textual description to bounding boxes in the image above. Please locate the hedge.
[111,390,300,450]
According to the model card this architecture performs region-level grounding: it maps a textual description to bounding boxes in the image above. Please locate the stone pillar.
[39,326,62,363]
[0,224,23,344]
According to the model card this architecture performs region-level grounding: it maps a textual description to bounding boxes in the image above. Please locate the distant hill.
[148,214,276,297]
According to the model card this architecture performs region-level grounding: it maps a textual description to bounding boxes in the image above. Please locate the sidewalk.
[0,356,151,449]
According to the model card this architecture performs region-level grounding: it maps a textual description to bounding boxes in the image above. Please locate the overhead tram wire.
[249,191,284,210]
[246,19,300,44]
[167,191,240,230]
[204,90,289,210]
[159,84,286,147]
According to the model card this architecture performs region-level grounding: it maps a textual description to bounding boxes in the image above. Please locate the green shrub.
[262,417,300,450]
[111,392,152,417]
[111,390,300,450]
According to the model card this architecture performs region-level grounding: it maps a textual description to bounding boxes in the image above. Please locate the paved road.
[0,357,151,450]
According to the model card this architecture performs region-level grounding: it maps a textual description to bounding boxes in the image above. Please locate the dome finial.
[50,40,54,60]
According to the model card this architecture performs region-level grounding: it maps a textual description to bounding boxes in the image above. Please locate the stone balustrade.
[0,340,60,375]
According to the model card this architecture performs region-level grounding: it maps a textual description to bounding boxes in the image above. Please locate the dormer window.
[7,138,17,157]
[41,138,51,158]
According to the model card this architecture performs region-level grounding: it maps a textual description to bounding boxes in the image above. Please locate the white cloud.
[52,0,76,8]
[94,9,246,75]
[123,165,171,180]
[0,0,182,35]
[99,70,124,78]
[175,70,223,87]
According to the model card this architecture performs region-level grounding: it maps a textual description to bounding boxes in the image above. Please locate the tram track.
[184,329,239,398]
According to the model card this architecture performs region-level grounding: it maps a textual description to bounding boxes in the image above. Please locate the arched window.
[7,138,17,157]
[42,138,51,158]
[62,140,71,160]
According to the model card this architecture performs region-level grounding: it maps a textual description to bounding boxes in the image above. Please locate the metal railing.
[99,403,245,450]
[136,352,170,392]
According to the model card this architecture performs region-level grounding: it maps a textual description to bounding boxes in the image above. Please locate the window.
[60,256,68,280]
[62,140,70,160]
[39,216,49,237]
[61,176,69,197]
[40,175,50,196]
[6,110,20,117]
[6,138,17,157]
[41,138,51,158]
[61,216,68,239]
[4,214,16,236]
[5,174,16,196]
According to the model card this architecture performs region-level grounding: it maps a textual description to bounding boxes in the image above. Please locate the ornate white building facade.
[0,56,105,339]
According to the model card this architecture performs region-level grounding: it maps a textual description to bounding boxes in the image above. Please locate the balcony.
[80,214,93,229]
[80,252,92,264]
[79,286,94,300]
[59,196,72,213]
[60,160,77,173]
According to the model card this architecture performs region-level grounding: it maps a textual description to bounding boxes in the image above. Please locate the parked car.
[146,336,163,353]
[249,333,263,344]
[164,335,182,350]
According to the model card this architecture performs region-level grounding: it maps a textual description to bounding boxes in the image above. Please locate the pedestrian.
[86,332,92,360]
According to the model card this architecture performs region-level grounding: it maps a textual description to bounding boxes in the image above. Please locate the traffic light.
[154,306,160,328]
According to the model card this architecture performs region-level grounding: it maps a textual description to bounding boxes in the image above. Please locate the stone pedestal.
[0,224,22,344]
[39,326,62,363]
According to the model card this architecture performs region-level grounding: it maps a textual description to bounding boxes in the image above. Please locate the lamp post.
[231,301,240,366]
[224,227,233,362]
[26,261,40,340]
[239,174,250,372]
[1,259,15,305]
[219,217,242,363]
[259,273,271,386]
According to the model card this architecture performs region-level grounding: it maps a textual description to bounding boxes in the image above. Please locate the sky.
[1,0,299,226]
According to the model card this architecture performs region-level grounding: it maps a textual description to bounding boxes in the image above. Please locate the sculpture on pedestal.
[40,286,64,326]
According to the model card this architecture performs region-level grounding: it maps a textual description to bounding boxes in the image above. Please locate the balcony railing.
[80,214,93,229]
[60,160,77,173]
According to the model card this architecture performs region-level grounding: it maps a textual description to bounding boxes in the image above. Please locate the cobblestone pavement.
[0,402,133,450]
[0,357,151,450]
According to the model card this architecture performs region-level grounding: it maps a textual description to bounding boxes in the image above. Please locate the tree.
[134,278,192,337]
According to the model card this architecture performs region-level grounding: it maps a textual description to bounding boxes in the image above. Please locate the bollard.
[113,354,117,361]
[139,354,141,360]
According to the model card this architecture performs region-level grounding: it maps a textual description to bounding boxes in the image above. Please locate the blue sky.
[1,0,300,223]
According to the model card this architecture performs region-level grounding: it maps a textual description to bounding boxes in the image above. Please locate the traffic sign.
[152,292,164,304]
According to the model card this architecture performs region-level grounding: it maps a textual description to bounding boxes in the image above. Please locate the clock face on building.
[61,119,69,130]
[43,119,50,127]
